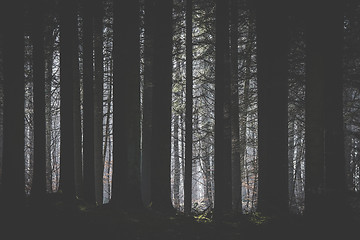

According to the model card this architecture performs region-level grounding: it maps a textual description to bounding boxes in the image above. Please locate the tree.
[112,0,142,208]
[1,0,25,209]
[256,0,289,216]
[73,3,83,198]
[150,0,174,212]
[43,4,57,192]
[305,0,346,218]
[230,0,242,213]
[30,0,47,201]
[82,0,96,204]
[59,0,77,204]
[184,0,193,214]
[141,0,155,207]
[94,0,104,205]
[214,0,232,219]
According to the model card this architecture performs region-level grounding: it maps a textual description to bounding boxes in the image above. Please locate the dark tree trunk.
[184,0,193,215]
[112,0,142,209]
[214,0,232,220]
[141,0,155,207]
[82,0,96,204]
[305,0,346,218]
[230,0,241,213]
[256,0,289,216]
[1,0,25,210]
[150,0,174,213]
[30,0,47,201]
[94,0,104,205]
[59,0,77,204]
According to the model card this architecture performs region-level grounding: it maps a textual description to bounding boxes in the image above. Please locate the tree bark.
[230,0,241,213]
[82,0,96,204]
[173,115,180,209]
[141,0,155,207]
[256,0,289,216]
[30,0,47,201]
[59,0,77,204]
[112,0,142,209]
[94,0,104,205]
[150,0,174,213]
[1,0,25,210]
[214,0,232,220]
[305,0,346,218]
[184,0,193,215]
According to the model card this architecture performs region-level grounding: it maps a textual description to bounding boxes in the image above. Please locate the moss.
[249,212,270,225]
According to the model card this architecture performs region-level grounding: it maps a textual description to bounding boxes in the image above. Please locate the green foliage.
[194,213,212,223]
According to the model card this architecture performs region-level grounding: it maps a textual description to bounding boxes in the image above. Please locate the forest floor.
[1,193,360,239]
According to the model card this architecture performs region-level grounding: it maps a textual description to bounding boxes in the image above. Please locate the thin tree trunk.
[230,0,241,213]
[44,15,56,193]
[82,0,96,204]
[73,12,83,199]
[214,0,232,220]
[173,115,180,209]
[59,0,77,204]
[184,0,193,215]
[94,0,104,205]
[30,1,47,201]
[141,0,155,207]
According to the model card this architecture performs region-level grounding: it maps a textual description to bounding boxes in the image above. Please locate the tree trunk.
[73,10,83,199]
[230,0,241,213]
[44,13,56,193]
[94,0,104,205]
[256,0,289,216]
[214,0,232,220]
[173,115,180,209]
[82,0,96,204]
[150,0,174,213]
[112,0,142,209]
[141,0,155,208]
[30,0,47,201]
[1,0,25,210]
[184,0,193,215]
[305,0,346,218]
[59,0,77,204]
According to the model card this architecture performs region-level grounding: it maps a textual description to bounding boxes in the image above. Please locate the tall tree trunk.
[59,0,77,204]
[214,0,232,220]
[305,0,346,218]
[44,12,56,192]
[73,10,83,199]
[240,18,253,212]
[230,0,241,213]
[141,0,155,207]
[82,0,96,204]
[94,0,104,205]
[112,0,142,209]
[103,77,112,202]
[150,0,174,213]
[30,0,47,201]
[0,31,3,188]
[1,0,25,210]
[173,115,180,209]
[256,0,289,216]
[184,0,193,215]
